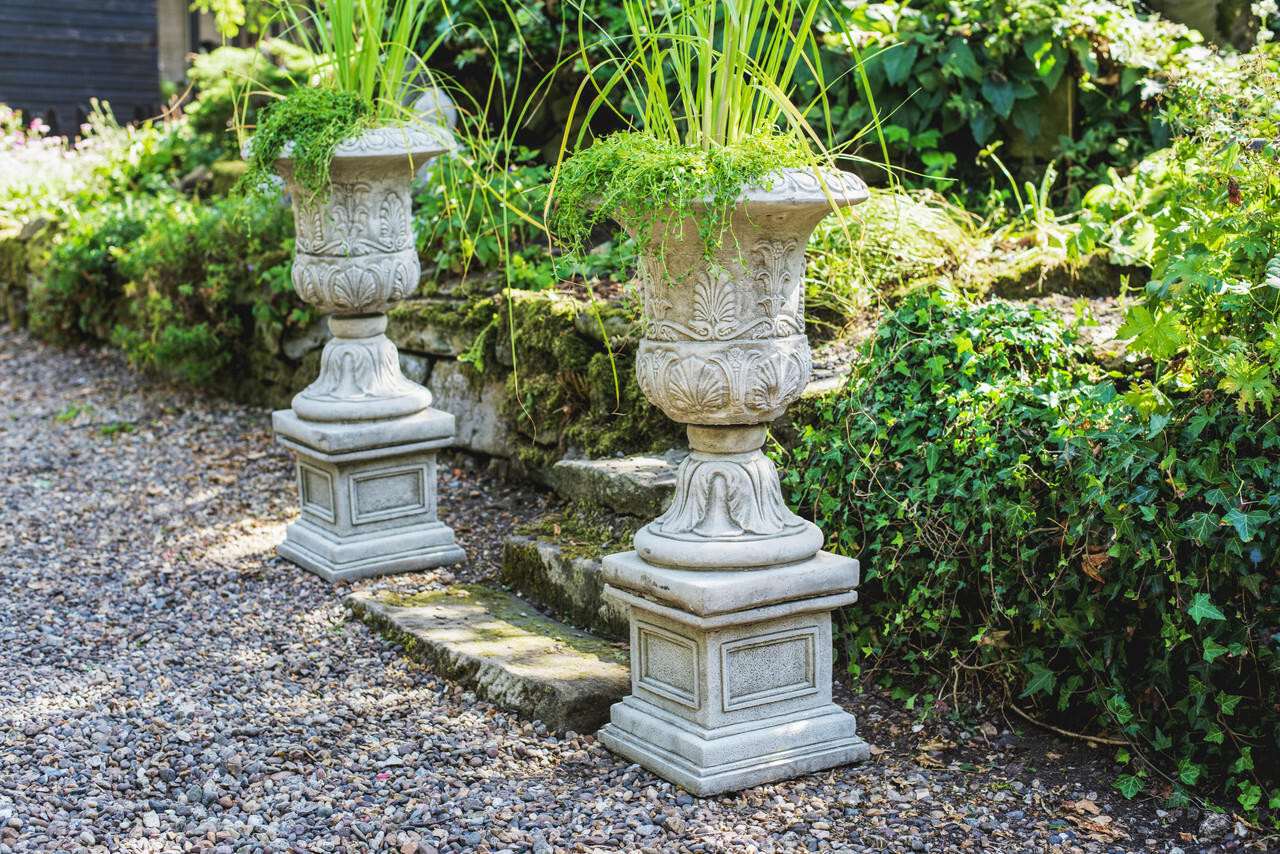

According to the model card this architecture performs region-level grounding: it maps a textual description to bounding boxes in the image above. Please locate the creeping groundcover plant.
[551,0,877,795]
[550,0,847,262]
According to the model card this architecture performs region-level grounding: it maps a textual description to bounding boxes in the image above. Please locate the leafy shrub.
[111,194,297,386]
[30,194,169,341]
[786,289,1279,820]
[817,0,1222,207]
[1075,52,1280,414]
[184,41,315,146]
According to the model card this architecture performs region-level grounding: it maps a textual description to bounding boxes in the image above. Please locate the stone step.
[345,585,629,734]
[547,451,685,518]
[501,535,630,640]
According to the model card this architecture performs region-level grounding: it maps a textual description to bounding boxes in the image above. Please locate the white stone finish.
[600,168,871,794]
[272,126,465,581]
[273,410,465,582]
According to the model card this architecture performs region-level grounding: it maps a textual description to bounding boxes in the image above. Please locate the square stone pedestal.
[597,551,869,796]
[272,408,466,582]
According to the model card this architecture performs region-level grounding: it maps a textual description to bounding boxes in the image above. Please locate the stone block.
[598,550,868,796]
[427,360,511,457]
[501,535,629,640]
[386,298,480,357]
[547,452,684,518]
[273,408,465,582]
[345,586,630,733]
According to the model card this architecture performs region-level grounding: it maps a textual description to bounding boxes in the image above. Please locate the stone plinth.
[274,409,465,581]
[598,551,868,796]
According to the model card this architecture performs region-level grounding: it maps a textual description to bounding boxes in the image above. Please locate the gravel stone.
[0,326,1263,852]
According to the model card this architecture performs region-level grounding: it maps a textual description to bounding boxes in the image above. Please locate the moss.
[515,502,642,559]
[0,232,26,287]
[370,584,627,664]
[492,289,680,462]
[210,160,249,197]
[975,248,1144,299]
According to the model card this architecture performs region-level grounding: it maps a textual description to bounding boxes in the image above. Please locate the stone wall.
[0,220,681,469]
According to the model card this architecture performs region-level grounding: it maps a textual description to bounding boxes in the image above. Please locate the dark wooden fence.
[0,0,160,135]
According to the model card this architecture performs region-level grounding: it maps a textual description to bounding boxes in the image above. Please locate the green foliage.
[31,188,299,388]
[30,194,170,341]
[111,194,296,385]
[582,0,829,150]
[550,130,808,270]
[240,88,370,205]
[278,0,442,121]
[786,289,1280,822]
[1074,51,1280,413]
[184,41,315,144]
[822,0,1217,206]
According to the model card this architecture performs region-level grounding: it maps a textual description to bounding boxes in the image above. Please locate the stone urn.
[597,168,872,795]
[271,126,466,581]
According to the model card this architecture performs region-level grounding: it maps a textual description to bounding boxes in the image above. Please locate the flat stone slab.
[345,585,629,733]
[548,452,685,518]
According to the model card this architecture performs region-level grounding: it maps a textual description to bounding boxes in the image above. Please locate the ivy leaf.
[1202,638,1229,663]
[1115,775,1144,799]
[1223,507,1269,543]
[969,112,994,145]
[1009,99,1041,140]
[1182,512,1219,543]
[1117,306,1185,360]
[1020,661,1057,697]
[941,37,981,80]
[1187,592,1226,625]
[981,77,1015,118]
[1023,35,1066,90]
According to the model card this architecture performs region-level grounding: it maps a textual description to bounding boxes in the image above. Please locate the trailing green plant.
[551,130,811,267]
[239,87,371,204]
[236,0,452,204]
[183,41,316,146]
[784,289,1280,823]
[550,0,847,269]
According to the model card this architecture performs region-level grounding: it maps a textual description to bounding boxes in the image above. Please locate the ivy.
[785,290,1280,824]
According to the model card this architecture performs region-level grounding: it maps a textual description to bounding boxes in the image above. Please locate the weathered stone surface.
[386,298,480,357]
[427,360,511,457]
[345,586,629,733]
[547,452,684,519]
[273,408,465,581]
[282,316,332,360]
[398,352,431,386]
[501,535,629,640]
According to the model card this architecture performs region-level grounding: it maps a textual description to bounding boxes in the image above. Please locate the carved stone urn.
[271,126,466,581]
[597,168,871,795]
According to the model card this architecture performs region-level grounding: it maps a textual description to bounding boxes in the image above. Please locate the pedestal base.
[273,408,466,582]
[600,550,869,795]
[600,698,868,797]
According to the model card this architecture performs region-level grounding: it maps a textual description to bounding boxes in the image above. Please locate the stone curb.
[344,585,629,734]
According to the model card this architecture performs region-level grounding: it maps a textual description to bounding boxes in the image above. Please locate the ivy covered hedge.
[786,290,1279,820]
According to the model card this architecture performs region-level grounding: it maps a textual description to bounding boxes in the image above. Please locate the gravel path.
[0,326,1270,854]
